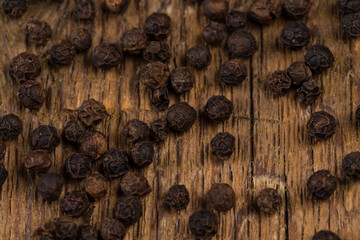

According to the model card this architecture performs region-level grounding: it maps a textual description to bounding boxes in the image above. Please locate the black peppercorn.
[37,173,64,201]
[18,80,46,110]
[0,162,8,188]
[305,45,334,73]
[73,0,95,21]
[307,111,336,141]
[77,99,107,127]
[164,185,190,210]
[268,70,292,95]
[130,141,154,168]
[79,225,97,240]
[63,120,86,144]
[24,149,51,174]
[30,125,60,152]
[202,0,228,22]
[10,52,41,83]
[65,153,92,179]
[92,43,122,69]
[202,23,226,46]
[204,95,233,122]
[102,148,129,179]
[105,0,129,12]
[206,183,235,212]
[61,190,90,217]
[312,230,341,240]
[123,119,150,143]
[151,87,170,111]
[188,209,218,239]
[144,13,171,40]
[356,105,360,122]
[186,44,212,69]
[170,67,195,93]
[281,21,310,50]
[84,172,109,199]
[114,196,143,226]
[50,41,76,66]
[227,29,257,58]
[283,0,312,19]
[219,59,247,86]
[70,28,92,52]
[140,61,170,89]
[210,132,235,160]
[120,28,147,55]
[100,218,126,240]
[226,10,247,32]
[0,141,6,160]
[150,118,169,142]
[286,62,312,87]
[342,152,360,180]
[37,217,78,239]
[341,14,360,37]
[80,131,108,160]
[166,102,197,132]
[307,170,337,200]
[2,0,26,18]
[25,19,52,46]
[0,114,23,141]
[337,0,360,14]
[256,188,282,214]
[120,172,151,197]
[297,80,321,105]
[143,41,171,63]
[247,0,281,25]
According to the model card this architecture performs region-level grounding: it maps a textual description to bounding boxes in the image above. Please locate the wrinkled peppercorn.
[256,188,282,214]
[30,125,60,152]
[18,80,46,110]
[73,0,95,21]
[25,19,52,45]
[120,28,147,55]
[0,114,23,141]
[284,0,312,19]
[120,172,151,197]
[123,119,150,143]
[37,217,78,239]
[140,61,170,89]
[102,148,129,179]
[151,87,170,111]
[312,230,341,240]
[305,45,334,73]
[84,172,109,199]
[2,0,26,18]
[186,45,212,69]
[281,22,310,50]
[150,118,169,142]
[114,196,142,226]
[286,62,312,87]
[24,149,51,174]
[227,29,257,58]
[188,209,218,239]
[337,0,360,14]
[37,173,64,201]
[0,141,5,160]
[202,23,226,46]
[79,225,97,240]
[0,162,8,188]
[77,99,107,127]
[50,41,76,65]
[341,14,360,37]
[144,13,171,40]
[206,183,235,212]
[63,120,86,144]
[70,28,92,52]
[357,105,360,122]
[100,218,126,240]
[166,102,197,132]
[204,96,233,122]
[202,0,228,22]
[226,10,247,32]
[307,111,336,141]
[10,52,41,83]
[297,80,321,105]
[170,67,195,93]
[268,70,292,95]
[342,152,360,180]
[143,41,171,63]
[65,153,92,179]
[307,170,337,200]
[61,190,90,217]
[130,141,154,168]
[92,43,122,69]
[247,0,281,25]
[219,59,247,86]
[80,131,108,160]
[164,185,189,210]
[105,0,129,12]
[210,132,235,160]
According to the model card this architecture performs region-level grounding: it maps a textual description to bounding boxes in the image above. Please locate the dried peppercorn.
[307,111,336,141]
[50,41,76,66]
[140,61,170,89]
[79,131,108,160]
[307,170,337,200]
[100,218,126,240]
[18,80,46,110]
[70,28,92,52]
[0,162,8,188]
[63,120,86,144]
[219,59,247,86]
[73,0,95,21]
[202,23,226,46]
[188,209,218,239]
[164,185,190,210]
[10,52,41,83]
[120,172,151,197]
[30,125,60,152]
[186,45,212,69]
[283,0,312,19]
[357,105,360,122]
[206,183,235,212]
[247,0,281,25]
[38,217,78,239]
[297,80,321,105]
[268,70,292,95]
[170,67,195,93]
[105,0,129,12]
[24,149,51,174]
[342,152,360,180]
[150,118,169,142]
[166,102,197,132]
[25,19,52,45]
[305,45,334,73]
[2,0,26,18]
[202,0,228,22]
[210,132,235,160]
[143,41,171,63]
[286,61,312,87]
[65,153,92,179]
[204,96,233,122]
[77,99,107,127]
[123,119,151,143]
[114,196,143,226]
[92,43,122,69]
[0,114,23,141]
[37,173,64,201]
[341,14,360,37]
[227,29,257,58]
[312,230,341,240]
[144,13,171,40]
[84,172,109,199]
[130,141,154,168]
[256,188,282,214]
[281,21,310,50]
[79,225,97,240]
[102,148,129,179]
[0,141,5,160]
[61,190,90,217]
[226,10,247,32]
[120,28,147,55]
[337,0,360,14]
[151,87,170,111]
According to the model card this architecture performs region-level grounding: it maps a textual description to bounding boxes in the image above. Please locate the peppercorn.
[256,188,282,214]
[166,102,197,132]
[77,99,107,127]
[37,173,64,201]
[73,0,95,21]
[312,230,341,240]
[140,61,170,89]
[202,0,228,22]
[206,183,235,212]
[0,114,23,141]
[65,153,92,179]
[227,29,257,58]
[202,23,226,46]
[61,190,90,217]
[130,141,154,168]
[210,132,235,160]
[268,70,292,95]
[143,41,171,63]
[307,170,337,200]
[307,111,336,141]
[188,209,218,239]
[79,131,108,160]
[286,62,312,87]
[342,152,360,180]
[70,28,92,52]
[281,22,310,50]
[170,67,195,93]
[79,225,97,240]
[114,196,143,226]
[30,125,60,152]
[297,80,321,105]
[18,80,46,110]
[226,10,247,32]
[24,149,51,174]
[283,0,312,19]
[248,0,281,25]
[305,45,334,73]
[105,0,129,12]
[150,118,169,142]
[38,217,78,239]
[100,218,126,240]
[120,28,147,55]
[164,185,189,210]
[62,120,85,144]
[92,43,123,69]
[123,119,150,143]
[356,105,360,122]
[102,148,129,179]
[0,162,8,188]
[120,172,151,197]
[186,45,212,69]
[10,52,41,83]
[337,0,360,14]
[219,59,247,86]
[0,141,5,160]
[341,14,360,37]
[204,95,233,122]
[84,172,109,199]
[151,87,170,111]
[25,19,52,46]
[2,0,26,18]
[50,41,76,66]
[144,13,171,40]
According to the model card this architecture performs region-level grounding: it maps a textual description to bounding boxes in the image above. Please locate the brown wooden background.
[0,0,360,239]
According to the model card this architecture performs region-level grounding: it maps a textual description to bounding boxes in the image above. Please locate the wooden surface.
[0,0,359,239]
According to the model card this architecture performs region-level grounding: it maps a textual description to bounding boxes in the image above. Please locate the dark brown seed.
[120,28,147,55]
[268,70,292,95]
[84,172,109,199]
[144,13,171,40]
[46,217,78,239]
[63,120,86,144]
[286,62,312,87]
[307,111,336,141]
[283,0,312,19]
[130,141,154,168]
[151,87,170,111]
[24,149,51,174]
[114,196,143,226]
[297,80,321,105]
[337,0,360,14]
[170,67,195,93]
[256,188,282,214]
[247,0,282,25]
[227,29,257,58]
[50,41,76,66]
[219,59,247,86]
[61,190,90,217]
[204,95,233,122]
[188,209,218,239]
[140,61,170,89]
[79,225,97,240]
[77,99,107,127]
[73,0,95,21]
[92,43,122,69]
[312,230,341,240]
[120,172,151,197]
[37,173,64,201]
[356,105,360,122]
[0,141,6,160]
[123,119,150,143]
[150,118,169,142]
[30,125,60,152]
[186,45,212,69]
[18,80,46,110]
[281,21,310,50]
[307,170,337,200]
[65,153,92,179]
[0,162,8,188]
[100,218,126,240]
[164,185,190,210]
[226,10,247,32]
[210,132,235,160]
[70,28,92,52]
[143,41,171,63]
[202,23,226,46]
[341,14,360,37]
[2,0,26,18]
[206,183,235,212]
[105,0,129,12]
[0,114,23,141]
[80,131,108,160]
[102,148,129,179]
[305,45,334,73]
[342,152,360,180]
[10,52,41,83]
[202,0,229,22]
[25,19,52,45]
[166,102,197,132]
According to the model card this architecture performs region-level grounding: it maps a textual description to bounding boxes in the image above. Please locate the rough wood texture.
[0,0,358,239]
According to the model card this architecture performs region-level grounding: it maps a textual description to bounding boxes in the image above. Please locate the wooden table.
[0,0,359,239]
